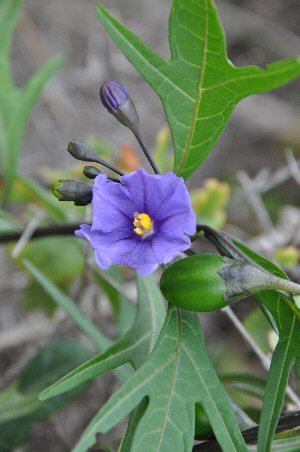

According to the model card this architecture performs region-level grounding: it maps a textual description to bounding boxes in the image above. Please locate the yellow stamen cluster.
[133,213,153,237]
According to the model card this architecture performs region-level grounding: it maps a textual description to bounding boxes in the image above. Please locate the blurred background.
[1,0,300,450]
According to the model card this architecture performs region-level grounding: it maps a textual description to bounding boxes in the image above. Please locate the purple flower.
[75,169,196,276]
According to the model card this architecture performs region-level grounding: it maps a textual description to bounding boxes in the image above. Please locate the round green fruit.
[194,403,213,439]
[160,254,229,312]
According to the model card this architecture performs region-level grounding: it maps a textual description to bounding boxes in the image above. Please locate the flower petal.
[91,174,135,232]
[96,233,158,275]
[151,233,191,264]
[77,224,140,269]
[155,180,196,236]
[121,169,181,216]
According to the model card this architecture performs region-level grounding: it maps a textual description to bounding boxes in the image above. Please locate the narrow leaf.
[6,56,62,179]
[0,0,20,56]
[0,0,20,87]
[40,275,165,399]
[235,242,300,452]
[24,261,111,351]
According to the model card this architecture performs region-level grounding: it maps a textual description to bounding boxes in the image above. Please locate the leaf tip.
[38,390,48,401]
[96,4,109,21]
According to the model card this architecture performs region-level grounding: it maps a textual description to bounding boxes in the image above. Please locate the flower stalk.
[219,258,300,301]
[67,140,124,177]
[83,166,120,183]
[133,130,160,174]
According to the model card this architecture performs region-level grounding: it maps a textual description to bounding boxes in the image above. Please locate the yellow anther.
[134,227,145,236]
[138,213,152,231]
[133,217,140,228]
[133,213,153,238]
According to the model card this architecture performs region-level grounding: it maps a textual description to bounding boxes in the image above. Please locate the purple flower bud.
[100,80,129,112]
[100,80,140,136]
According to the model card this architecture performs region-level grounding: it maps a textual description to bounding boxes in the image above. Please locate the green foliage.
[236,242,300,452]
[97,0,300,179]
[0,208,19,232]
[23,280,58,315]
[243,308,273,354]
[24,261,112,352]
[17,237,85,284]
[0,0,61,206]
[38,275,250,452]
[71,307,247,452]
[0,341,93,450]
[24,260,135,383]
[13,237,85,314]
[221,373,268,402]
[40,274,165,400]
[94,268,136,336]
[1,0,299,450]
[18,237,85,285]
[270,437,300,452]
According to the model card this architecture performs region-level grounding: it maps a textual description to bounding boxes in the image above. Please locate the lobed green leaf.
[73,307,247,452]
[97,0,300,179]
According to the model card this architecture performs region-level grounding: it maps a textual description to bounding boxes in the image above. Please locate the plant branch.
[192,410,300,451]
[0,223,80,243]
[195,224,262,268]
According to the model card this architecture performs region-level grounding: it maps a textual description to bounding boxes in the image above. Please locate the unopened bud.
[67,140,124,177]
[83,166,101,179]
[52,180,92,206]
[67,140,103,164]
[100,80,140,136]
[100,80,128,111]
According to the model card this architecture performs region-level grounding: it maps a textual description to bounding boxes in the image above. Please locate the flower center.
[133,212,154,238]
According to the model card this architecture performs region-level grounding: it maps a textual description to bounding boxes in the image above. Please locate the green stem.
[270,275,300,296]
